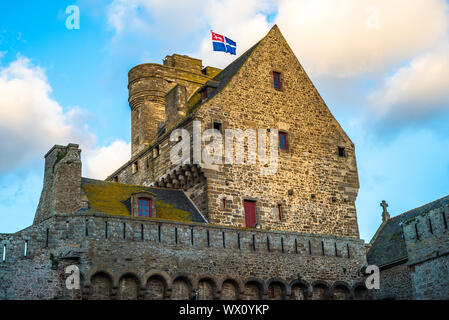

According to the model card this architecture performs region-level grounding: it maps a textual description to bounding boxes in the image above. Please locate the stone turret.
[33,143,82,224]
[128,54,221,157]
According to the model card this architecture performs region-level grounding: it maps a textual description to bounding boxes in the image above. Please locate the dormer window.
[138,198,152,217]
[131,192,156,218]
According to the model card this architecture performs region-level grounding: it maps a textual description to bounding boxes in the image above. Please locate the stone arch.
[145,274,167,300]
[118,273,140,300]
[266,278,288,300]
[143,270,171,288]
[311,280,330,300]
[353,282,370,300]
[197,276,218,300]
[243,278,265,300]
[90,271,113,300]
[86,268,118,288]
[289,279,309,300]
[331,281,352,300]
[220,278,240,300]
[171,275,193,300]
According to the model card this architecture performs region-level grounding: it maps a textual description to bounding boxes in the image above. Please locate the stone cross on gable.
[381,200,388,213]
[381,200,390,222]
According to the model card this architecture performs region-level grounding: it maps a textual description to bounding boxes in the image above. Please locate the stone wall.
[403,204,449,299]
[371,264,414,300]
[1,214,368,300]
[107,26,361,239]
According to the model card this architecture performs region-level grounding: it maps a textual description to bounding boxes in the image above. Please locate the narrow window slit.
[222,232,226,248]
[415,224,420,240]
[207,230,210,247]
[347,244,351,258]
[252,234,256,251]
[105,221,108,239]
[141,224,144,241]
[24,240,28,257]
[190,228,194,245]
[308,240,312,255]
[295,238,298,254]
[443,211,448,229]
[321,241,325,256]
[123,223,126,239]
[45,228,49,248]
[428,219,433,234]
[158,225,161,243]
[85,219,89,236]
[267,236,270,252]
[65,221,70,237]
[175,227,178,244]
[281,237,284,253]
[334,243,338,257]
[237,233,241,250]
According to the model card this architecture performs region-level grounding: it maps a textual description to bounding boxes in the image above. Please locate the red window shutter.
[278,204,282,220]
[244,200,256,228]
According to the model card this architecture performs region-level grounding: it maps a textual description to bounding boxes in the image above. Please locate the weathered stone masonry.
[1,26,371,300]
[1,214,368,300]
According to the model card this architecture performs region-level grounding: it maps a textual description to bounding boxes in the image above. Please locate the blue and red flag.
[211,31,236,55]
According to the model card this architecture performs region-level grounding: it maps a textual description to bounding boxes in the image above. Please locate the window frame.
[138,198,152,217]
[277,204,283,221]
[200,89,207,101]
[273,71,282,91]
[279,132,289,150]
[131,192,157,218]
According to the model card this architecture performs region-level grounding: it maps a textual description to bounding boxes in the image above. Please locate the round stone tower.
[128,64,168,157]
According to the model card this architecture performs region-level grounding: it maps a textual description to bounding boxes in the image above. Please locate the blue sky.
[1,0,449,242]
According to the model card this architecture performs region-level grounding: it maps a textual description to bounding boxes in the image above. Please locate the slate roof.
[80,178,206,223]
[367,195,449,267]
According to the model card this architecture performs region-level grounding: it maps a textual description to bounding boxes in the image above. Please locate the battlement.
[403,204,449,265]
[163,54,203,73]
[0,215,367,299]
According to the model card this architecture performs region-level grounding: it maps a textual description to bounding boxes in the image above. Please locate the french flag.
[211,31,236,55]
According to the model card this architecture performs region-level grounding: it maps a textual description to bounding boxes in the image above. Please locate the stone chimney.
[33,143,83,225]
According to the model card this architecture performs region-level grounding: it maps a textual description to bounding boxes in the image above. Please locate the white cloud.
[83,140,131,180]
[107,0,206,38]
[106,0,275,68]
[0,56,95,171]
[194,0,274,68]
[106,0,449,77]
[274,0,449,77]
[0,55,131,179]
[369,44,449,118]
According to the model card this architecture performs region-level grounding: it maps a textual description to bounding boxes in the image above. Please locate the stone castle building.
[368,197,449,300]
[0,25,371,300]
